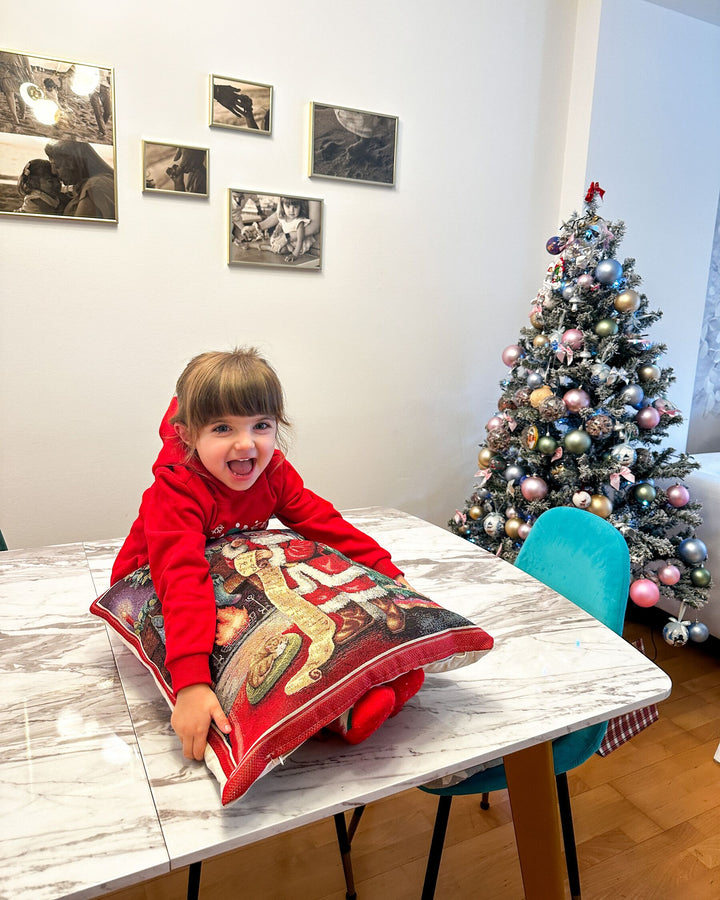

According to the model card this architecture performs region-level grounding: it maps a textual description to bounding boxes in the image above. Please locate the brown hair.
[170,348,290,452]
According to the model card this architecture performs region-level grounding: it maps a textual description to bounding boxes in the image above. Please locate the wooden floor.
[106,610,720,900]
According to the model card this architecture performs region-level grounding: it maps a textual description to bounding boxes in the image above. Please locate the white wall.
[585,0,720,451]
[0,0,579,548]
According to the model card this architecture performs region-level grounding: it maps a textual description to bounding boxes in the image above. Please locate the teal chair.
[418,506,630,900]
[334,506,630,900]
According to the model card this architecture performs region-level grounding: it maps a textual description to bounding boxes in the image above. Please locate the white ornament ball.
[663,620,689,647]
[572,491,592,509]
[483,513,506,538]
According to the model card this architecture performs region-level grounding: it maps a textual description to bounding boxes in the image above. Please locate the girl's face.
[177,414,277,491]
[39,169,61,197]
[282,199,300,217]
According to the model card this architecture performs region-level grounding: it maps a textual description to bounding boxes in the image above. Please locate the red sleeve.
[142,468,218,693]
[269,458,402,579]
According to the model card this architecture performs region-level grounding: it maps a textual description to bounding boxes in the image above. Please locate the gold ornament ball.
[529,310,544,330]
[477,447,494,468]
[613,289,641,313]
[589,494,613,518]
[594,318,619,337]
[504,516,523,539]
[533,334,549,348]
[468,505,483,520]
[530,385,554,408]
[638,364,661,382]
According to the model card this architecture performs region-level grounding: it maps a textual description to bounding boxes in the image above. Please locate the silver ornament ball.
[595,258,623,284]
[663,620,689,647]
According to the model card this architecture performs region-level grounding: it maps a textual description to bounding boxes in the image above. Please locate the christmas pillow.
[90,530,493,805]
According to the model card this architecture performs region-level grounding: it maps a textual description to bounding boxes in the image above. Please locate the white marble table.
[2,508,672,900]
[0,544,169,900]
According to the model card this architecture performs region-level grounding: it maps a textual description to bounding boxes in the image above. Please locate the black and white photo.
[143,141,208,197]
[309,102,397,186]
[228,189,323,270]
[0,48,116,221]
[210,75,272,134]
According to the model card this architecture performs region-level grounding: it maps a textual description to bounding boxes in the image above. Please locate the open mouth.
[227,458,255,477]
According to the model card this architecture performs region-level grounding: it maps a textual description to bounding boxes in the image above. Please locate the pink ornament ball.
[563,388,591,412]
[658,564,681,586]
[520,476,548,501]
[561,328,584,350]
[635,406,661,429]
[666,484,690,508]
[517,522,532,540]
[501,344,524,367]
[486,415,504,432]
[629,578,660,608]
[577,273,594,288]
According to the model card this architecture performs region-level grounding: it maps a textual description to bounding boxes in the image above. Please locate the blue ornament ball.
[546,236,563,255]
[678,538,708,565]
[688,621,710,643]
[595,258,623,284]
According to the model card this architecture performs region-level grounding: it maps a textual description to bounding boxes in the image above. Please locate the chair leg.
[421,795,453,900]
[480,791,490,810]
[334,810,359,900]
[187,861,202,900]
[556,772,582,900]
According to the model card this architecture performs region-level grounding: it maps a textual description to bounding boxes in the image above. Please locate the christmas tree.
[451,183,712,647]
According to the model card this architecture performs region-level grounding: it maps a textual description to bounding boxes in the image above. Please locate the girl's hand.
[171,684,231,760]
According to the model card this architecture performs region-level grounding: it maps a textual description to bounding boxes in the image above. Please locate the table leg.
[187,860,202,900]
[504,741,565,900]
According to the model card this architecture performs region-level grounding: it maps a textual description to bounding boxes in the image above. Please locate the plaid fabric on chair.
[597,638,659,756]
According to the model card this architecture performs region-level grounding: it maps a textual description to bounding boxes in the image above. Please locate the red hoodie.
[111,399,402,693]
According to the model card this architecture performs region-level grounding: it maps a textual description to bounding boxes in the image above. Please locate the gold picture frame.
[0,47,117,222]
[308,101,397,186]
[228,189,323,270]
[142,140,209,197]
[209,75,272,135]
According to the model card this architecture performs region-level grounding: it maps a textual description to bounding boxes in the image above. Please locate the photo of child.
[229,190,322,270]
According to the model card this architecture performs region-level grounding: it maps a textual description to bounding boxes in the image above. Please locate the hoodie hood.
[153,397,188,472]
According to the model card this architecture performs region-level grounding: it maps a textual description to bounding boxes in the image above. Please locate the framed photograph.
[210,75,272,134]
[228,189,323,270]
[0,48,116,222]
[142,141,208,197]
[309,102,397,186]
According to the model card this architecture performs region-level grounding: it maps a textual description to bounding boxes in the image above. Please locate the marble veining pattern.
[0,543,169,900]
[84,509,671,870]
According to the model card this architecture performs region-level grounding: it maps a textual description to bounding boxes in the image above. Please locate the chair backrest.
[514,507,630,636]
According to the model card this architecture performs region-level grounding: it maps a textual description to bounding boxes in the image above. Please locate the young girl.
[15,158,66,215]
[253,197,320,260]
[112,348,420,761]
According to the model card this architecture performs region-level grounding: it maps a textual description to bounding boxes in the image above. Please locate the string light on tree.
[450,183,711,645]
